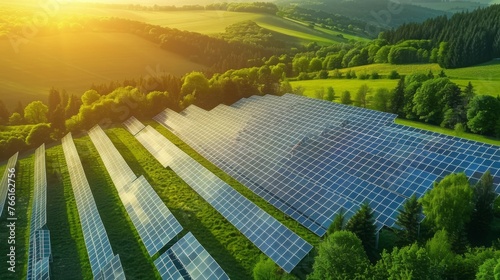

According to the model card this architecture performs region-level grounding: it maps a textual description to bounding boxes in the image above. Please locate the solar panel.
[123,116,146,136]
[122,176,183,256]
[88,125,136,189]
[129,122,313,273]
[62,133,125,278]
[155,232,229,280]
[0,152,18,217]
[88,125,183,256]
[155,93,500,236]
[27,144,52,280]
[95,254,126,280]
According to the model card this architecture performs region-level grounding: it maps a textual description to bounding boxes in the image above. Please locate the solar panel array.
[88,125,183,256]
[0,152,18,217]
[96,254,126,280]
[62,133,125,279]
[154,232,229,280]
[27,144,52,280]
[127,120,313,273]
[155,93,500,237]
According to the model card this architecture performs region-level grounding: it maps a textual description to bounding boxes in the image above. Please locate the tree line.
[254,171,500,280]
[381,5,500,68]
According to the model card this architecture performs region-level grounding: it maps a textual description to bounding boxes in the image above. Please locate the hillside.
[0,32,204,108]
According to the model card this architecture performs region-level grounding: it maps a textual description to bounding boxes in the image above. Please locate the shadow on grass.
[45,147,86,279]
[76,137,159,280]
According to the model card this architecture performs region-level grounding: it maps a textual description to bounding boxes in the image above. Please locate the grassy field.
[56,6,367,44]
[0,32,204,108]
[290,79,399,98]
[413,1,488,12]
[333,61,500,97]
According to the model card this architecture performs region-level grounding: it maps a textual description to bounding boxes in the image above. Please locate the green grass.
[0,32,204,109]
[395,119,500,147]
[336,61,500,97]
[45,145,92,279]
[290,79,399,98]
[413,1,488,12]
[0,155,33,280]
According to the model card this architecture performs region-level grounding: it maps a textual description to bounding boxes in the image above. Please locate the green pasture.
[290,79,399,98]
[331,61,500,97]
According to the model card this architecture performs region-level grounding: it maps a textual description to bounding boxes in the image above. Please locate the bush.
[388,70,400,79]
[358,71,369,80]
[370,71,380,79]
[297,72,311,80]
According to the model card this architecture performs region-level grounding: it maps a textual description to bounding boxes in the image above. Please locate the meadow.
[330,61,500,97]
[0,32,204,108]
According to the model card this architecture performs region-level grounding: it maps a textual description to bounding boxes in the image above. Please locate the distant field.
[57,7,366,44]
[0,32,204,108]
[332,61,500,97]
[290,79,399,98]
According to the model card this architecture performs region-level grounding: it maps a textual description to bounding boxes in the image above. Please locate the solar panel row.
[88,125,183,257]
[62,133,125,279]
[27,144,52,280]
[155,93,500,237]
[127,120,313,273]
[0,152,18,217]
[154,233,229,280]
[123,116,146,136]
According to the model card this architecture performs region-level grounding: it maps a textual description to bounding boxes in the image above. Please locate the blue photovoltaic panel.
[155,93,500,236]
[155,233,229,280]
[0,152,18,217]
[128,121,313,273]
[27,144,52,280]
[96,254,126,280]
[88,125,183,256]
[62,133,125,278]
[122,176,183,256]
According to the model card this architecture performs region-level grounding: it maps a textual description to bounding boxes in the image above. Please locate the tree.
[354,84,370,108]
[412,78,452,125]
[26,123,52,147]
[476,258,499,280]
[9,113,23,125]
[47,87,61,116]
[65,94,80,118]
[469,171,496,245]
[181,71,211,107]
[426,230,454,268]
[345,203,377,261]
[340,90,352,105]
[24,101,48,124]
[309,57,323,72]
[0,100,9,125]
[396,195,422,246]
[50,104,66,134]
[420,173,474,250]
[467,95,500,136]
[81,89,100,106]
[308,231,370,280]
[370,88,391,112]
[389,76,405,117]
[374,244,441,280]
[328,208,345,235]
[292,56,309,74]
[388,70,400,79]
[324,86,335,101]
